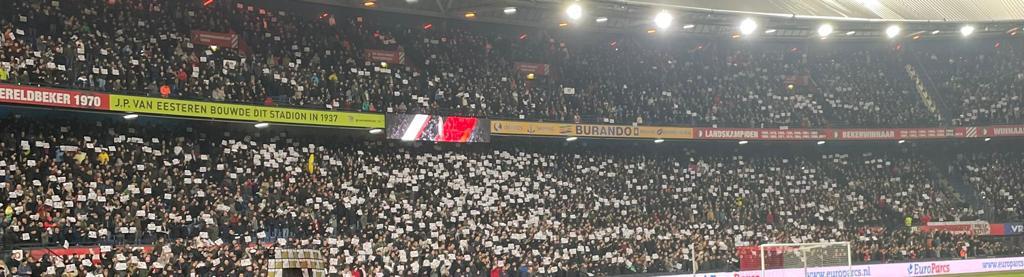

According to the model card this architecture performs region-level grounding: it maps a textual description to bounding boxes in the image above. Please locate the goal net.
[759,242,851,277]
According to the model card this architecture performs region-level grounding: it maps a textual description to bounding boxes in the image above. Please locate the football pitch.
[939,271,1024,277]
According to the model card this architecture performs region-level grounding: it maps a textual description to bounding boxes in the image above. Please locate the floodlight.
[960,25,975,37]
[885,25,901,38]
[566,3,582,20]
[817,24,833,37]
[654,10,673,29]
[740,18,758,35]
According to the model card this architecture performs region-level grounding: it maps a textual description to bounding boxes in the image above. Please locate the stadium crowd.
[0,111,1015,276]
[961,151,1024,221]
[911,43,1024,126]
[2,0,1022,128]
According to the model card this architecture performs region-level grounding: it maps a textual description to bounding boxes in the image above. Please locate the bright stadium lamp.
[566,3,582,20]
[817,140,826,145]
[739,18,758,35]
[653,139,665,144]
[254,122,270,129]
[885,25,901,38]
[960,25,975,37]
[654,10,673,29]
[503,7,517,15]
[369,128,383,134]
[566,136,578,142]
[817,24,834,37]
[122,114,139,120]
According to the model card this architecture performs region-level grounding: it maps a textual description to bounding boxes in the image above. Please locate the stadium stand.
[961,151,1024,222]
[910,43,1024,126]
[1,0,1024,276]
[3,0,1020,128]
[0,111,1018,275]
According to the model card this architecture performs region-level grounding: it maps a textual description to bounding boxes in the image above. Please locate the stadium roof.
[625,0,1024,22]
[304,0,1024,39]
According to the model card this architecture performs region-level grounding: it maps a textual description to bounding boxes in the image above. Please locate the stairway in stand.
[904,64,943,123]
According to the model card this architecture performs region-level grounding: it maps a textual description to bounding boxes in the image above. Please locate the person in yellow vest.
[73,151,88,164]
[97,151,110,165]
[904,216,913,227]
[3,204,13,223]
[307,153,315,173]
[0,65,8,82]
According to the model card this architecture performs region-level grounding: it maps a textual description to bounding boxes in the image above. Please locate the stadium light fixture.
[565,136,578,142]
[363,1,375,7]
[503,7,517,15]
[846,30,856,35]
[122,114,139,120]
[739,18,758,35]
[764,29,777,34]
[817,24,834,37]
[738,140,749,145]
[566,3,583,20]
[654,10,673,29]
[653,139,665,144]
[816,140,826,145]
[369,128,383,134]
[595,17,608,23]
[464,12,476,18]
[885,25,901,38]
[960,25,975,37]
[898,140,906,144]
[254,122,270,129]
[931,30,941,35]
[406,0,418,3]
[984,137,992,142]
[682,24,695,29]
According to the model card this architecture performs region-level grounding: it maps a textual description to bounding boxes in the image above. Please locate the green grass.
[937,271,1024,277]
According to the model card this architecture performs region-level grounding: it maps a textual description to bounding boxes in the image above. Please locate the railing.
[8,80,1024,134]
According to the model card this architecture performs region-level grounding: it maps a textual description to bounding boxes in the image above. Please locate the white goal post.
[759,242,852,277]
